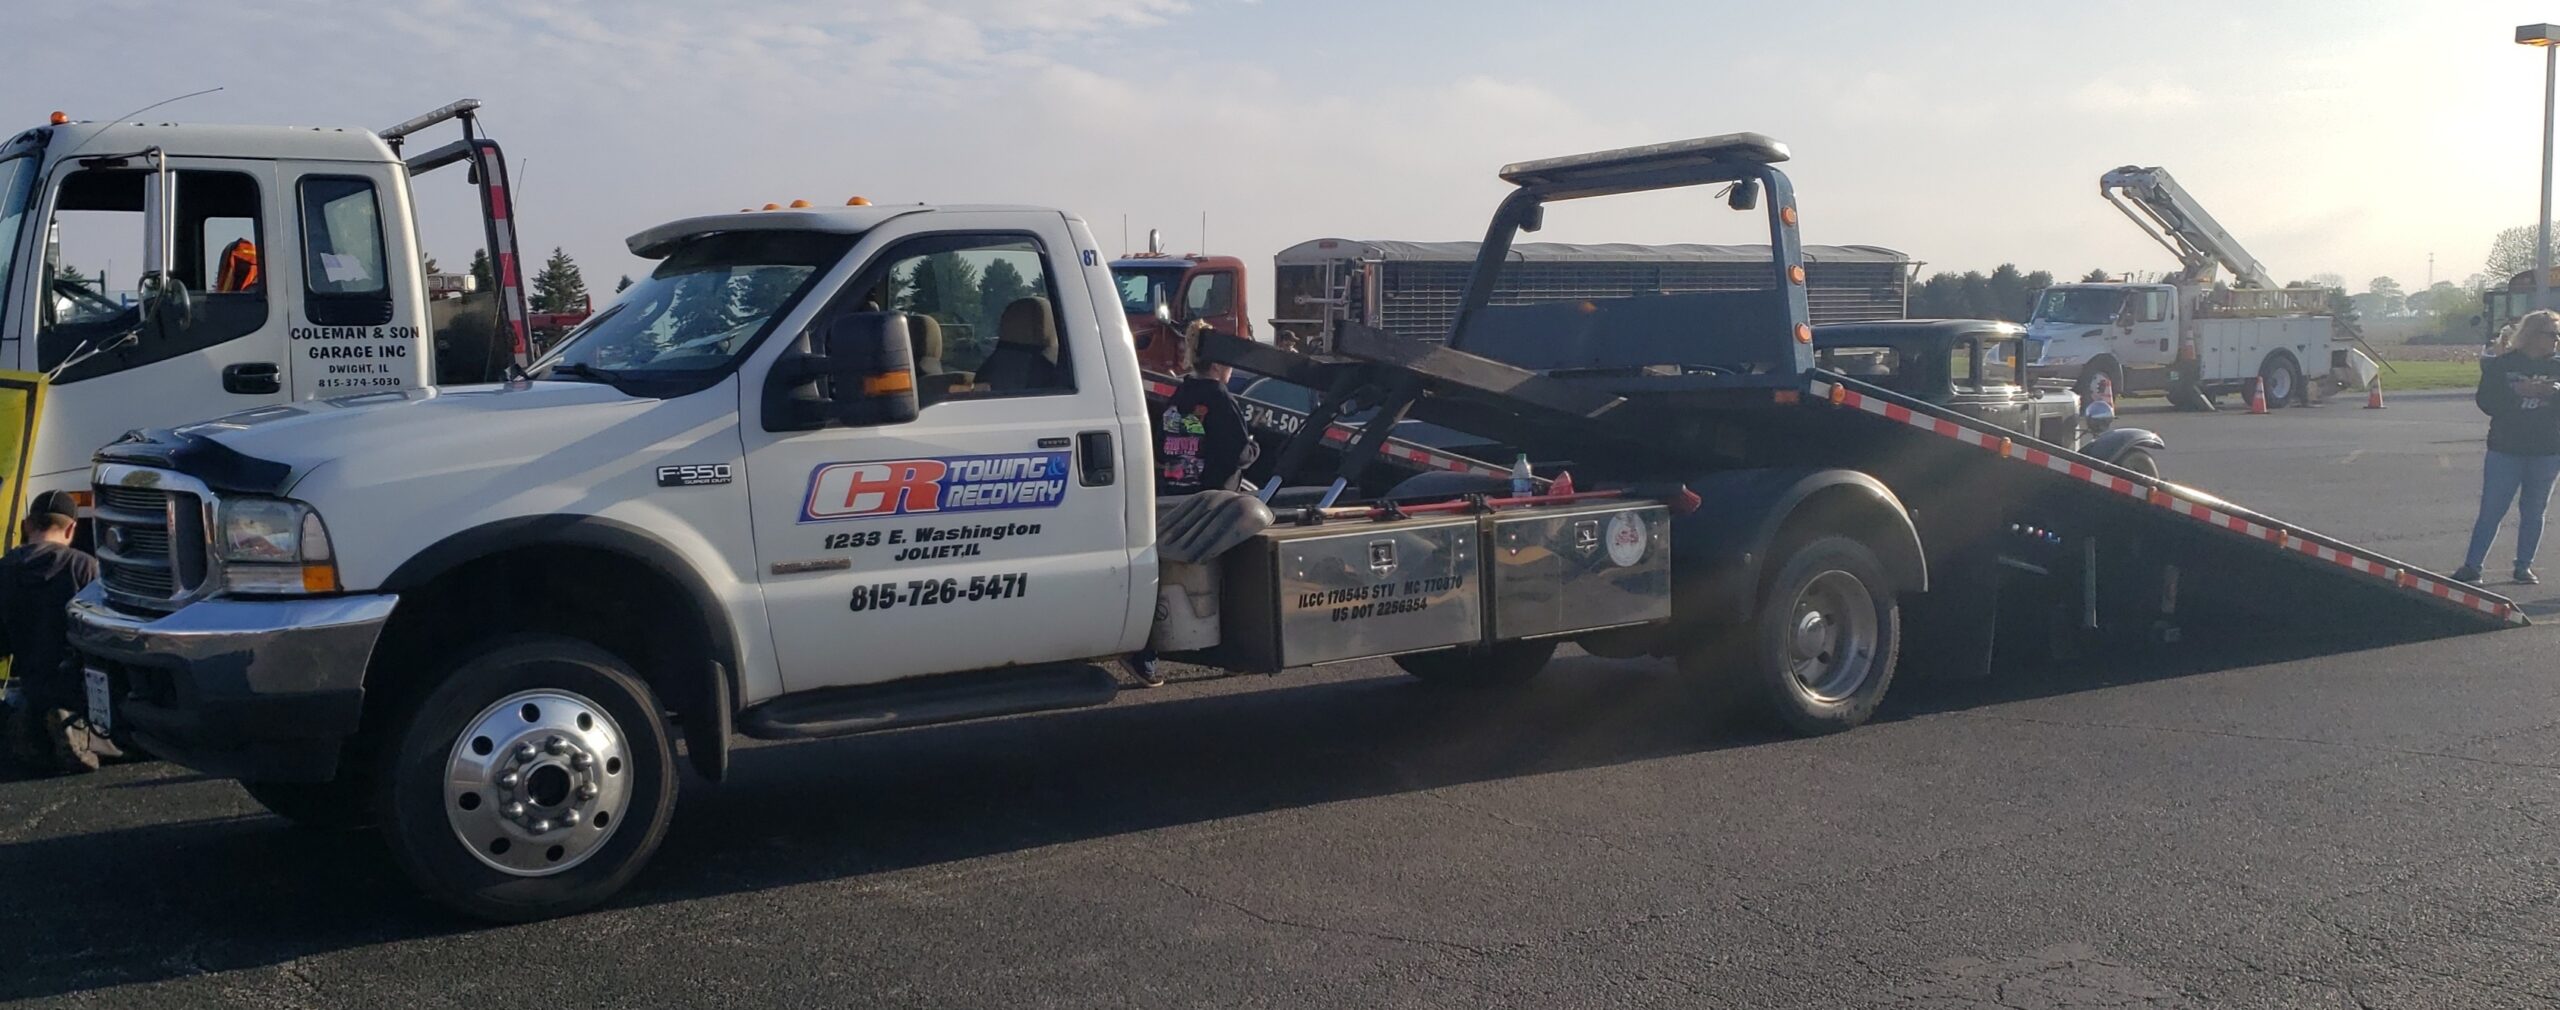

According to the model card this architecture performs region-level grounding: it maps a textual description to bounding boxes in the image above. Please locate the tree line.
[1907,265,2108,321]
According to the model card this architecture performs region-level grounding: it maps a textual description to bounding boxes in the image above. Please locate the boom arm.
[2098,166,2275,290]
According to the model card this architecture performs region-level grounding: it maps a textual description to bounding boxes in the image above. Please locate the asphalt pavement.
[6,389,2560,1008]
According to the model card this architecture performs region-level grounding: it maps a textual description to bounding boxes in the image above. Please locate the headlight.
[217,497,339,594]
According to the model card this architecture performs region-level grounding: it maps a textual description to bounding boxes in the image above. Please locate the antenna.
[1200,211,1209,254]
[1122,215,1129,257]
[60,86,226,160]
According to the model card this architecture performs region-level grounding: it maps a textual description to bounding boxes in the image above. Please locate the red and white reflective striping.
[1808,379,2523,624]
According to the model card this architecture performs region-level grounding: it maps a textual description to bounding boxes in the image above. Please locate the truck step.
[736,663,1119,741]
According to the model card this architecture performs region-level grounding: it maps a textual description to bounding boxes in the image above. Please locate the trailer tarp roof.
[1274,239,1909,267]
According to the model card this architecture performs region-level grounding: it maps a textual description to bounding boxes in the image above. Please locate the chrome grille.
[91,478,203,608]
[96,485,168,515]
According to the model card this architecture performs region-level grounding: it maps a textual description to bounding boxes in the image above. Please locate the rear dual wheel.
[2258,353,2302,409]
[1686,536,1901,736]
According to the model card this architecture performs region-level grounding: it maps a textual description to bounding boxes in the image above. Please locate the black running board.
[736,663,1120,741]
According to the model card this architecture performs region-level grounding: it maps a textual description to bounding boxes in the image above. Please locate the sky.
[14,0,2560,313]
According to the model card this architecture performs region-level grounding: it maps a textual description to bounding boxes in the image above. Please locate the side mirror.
[1726,178,1761,212]
[763,311,919,432]
[138,274,193,333]
[818,312,920,427]
[2082,397,2115,433]
[1153,300,1177,329]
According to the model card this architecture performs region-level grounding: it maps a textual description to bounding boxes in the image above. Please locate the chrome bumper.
[66,583,398,781]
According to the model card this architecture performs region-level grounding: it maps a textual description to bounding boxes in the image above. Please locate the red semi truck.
[1110,230,1249,374]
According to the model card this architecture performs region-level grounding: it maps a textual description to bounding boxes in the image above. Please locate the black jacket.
[1152,377,1252,495]
[0,541,96,706]
[2477,351,2560,456]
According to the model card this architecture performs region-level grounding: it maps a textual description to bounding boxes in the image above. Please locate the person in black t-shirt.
[1127,325,1261,689]
[3,491,106,774]
[2458,310,2560,585]
[1151,324,1257,496]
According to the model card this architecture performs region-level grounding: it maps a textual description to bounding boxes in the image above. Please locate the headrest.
[998,298,1057,362]
[906,314,944,361]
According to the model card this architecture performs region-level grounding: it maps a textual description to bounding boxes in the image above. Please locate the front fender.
[1672,468,1926,627]
[2084,427,2165,465]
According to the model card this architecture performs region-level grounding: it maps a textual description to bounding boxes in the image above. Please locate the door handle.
[222,362,281,395]
[1076,430,1115,487]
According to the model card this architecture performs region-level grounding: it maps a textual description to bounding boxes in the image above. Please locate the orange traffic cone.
[2364,377,2386,410]
[2248,376,2269,415]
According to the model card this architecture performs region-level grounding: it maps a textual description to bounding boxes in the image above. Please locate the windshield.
[1114,266,1183,316]
[2033,287,2129,325]
[0,156,38,329]
[542,231,848,381]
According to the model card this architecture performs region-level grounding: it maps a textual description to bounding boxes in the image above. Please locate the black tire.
[1688,536,1900,736]
[1393,640,1558,687]
[377,635,677,923]
[242,776,375,832]
[2073,359,2123,405]
[2113,447,2160,479]
[2258,353,2302,409]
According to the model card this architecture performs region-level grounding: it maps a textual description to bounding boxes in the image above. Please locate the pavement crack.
[1143,871,1513,959]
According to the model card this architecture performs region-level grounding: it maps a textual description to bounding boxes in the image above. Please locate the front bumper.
[66,583,398,782]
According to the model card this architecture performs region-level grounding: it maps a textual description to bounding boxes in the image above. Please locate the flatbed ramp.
[1208,326,2519,645]
[1801,374,2521,634]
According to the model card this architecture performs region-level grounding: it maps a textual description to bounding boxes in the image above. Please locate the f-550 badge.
[656,463,734,487]
[802,452,1070,523]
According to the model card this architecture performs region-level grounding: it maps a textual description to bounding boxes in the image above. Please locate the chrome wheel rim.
[444,689,631,877]
[2267,367,2292,402]
[1785,570,1878,703]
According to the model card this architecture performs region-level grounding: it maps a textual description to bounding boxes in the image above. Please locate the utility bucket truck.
[65,133,2515,922]
[2026,166,2377,410]
[0,99,532,510]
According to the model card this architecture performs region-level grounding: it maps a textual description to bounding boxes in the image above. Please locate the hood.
[170,381,663,489]
[2024,319,2107,341]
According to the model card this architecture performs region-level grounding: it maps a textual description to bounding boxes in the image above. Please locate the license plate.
[84,667,113,735]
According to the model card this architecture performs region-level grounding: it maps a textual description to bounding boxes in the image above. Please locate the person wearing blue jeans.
[2458,310,2560,585]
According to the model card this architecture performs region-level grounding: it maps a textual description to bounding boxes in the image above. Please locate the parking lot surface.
[5,389,2558,1009]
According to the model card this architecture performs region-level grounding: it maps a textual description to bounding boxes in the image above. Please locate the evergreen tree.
[977,257,1036,326]
[531,247,588,313]
[2081,268,2112,283]
[1955,270,1995,319]
[469,248,495,291]
[615,274,633,293]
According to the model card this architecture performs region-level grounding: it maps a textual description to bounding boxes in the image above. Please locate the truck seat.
[908,313,948,375]
[979,297,1063,392]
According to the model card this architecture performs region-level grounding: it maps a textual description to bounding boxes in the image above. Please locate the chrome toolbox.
[1220,514,1483,670]
[1488,502,1673,640]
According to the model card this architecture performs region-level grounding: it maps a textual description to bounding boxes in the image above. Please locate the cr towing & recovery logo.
[801,452,1071,523]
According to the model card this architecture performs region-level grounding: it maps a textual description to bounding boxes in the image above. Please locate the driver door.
[1177,264,1245,339]
[740,213,1138,693]
[20,157,290,484]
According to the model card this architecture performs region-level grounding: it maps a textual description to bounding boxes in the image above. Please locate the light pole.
[2520,24,2560,310]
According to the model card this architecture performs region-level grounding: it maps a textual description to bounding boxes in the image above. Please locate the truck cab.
[2023,282,2177,400]
[1110,250,1247,373]
[0,106,524,502]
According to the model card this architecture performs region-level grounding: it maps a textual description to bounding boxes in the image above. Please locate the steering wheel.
[47,276,125,326]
